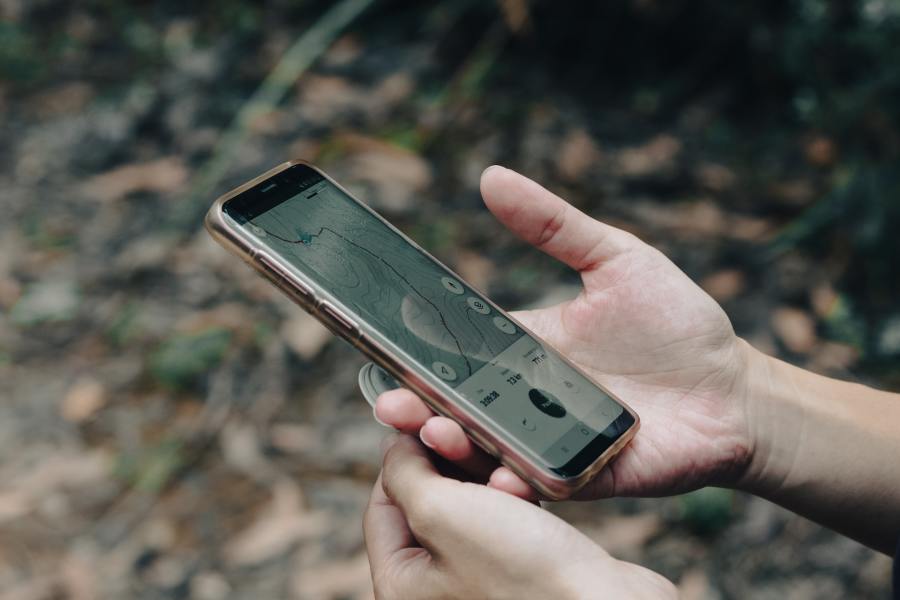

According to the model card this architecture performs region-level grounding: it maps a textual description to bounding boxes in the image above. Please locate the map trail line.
[264,225,475,375]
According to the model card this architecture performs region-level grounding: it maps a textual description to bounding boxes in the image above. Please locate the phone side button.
[320,301,359,338]
[258,253,313,301]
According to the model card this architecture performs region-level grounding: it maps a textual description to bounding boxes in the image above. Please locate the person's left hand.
[364,435,675,600]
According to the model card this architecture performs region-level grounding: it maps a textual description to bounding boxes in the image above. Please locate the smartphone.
[205,160,639,499]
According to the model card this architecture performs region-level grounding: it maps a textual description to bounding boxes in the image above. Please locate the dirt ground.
[1,2,897,599]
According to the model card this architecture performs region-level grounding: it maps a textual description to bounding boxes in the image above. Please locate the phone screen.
[224,164,632,475]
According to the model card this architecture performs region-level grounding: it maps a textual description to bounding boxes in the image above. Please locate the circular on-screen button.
[441,277,464,295]
[432,361,458,381]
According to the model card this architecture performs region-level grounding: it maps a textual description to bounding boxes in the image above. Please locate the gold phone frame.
[205,160,639,499]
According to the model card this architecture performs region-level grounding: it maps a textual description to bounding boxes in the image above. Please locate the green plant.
[678,487,735,535]
[150,327,232,390]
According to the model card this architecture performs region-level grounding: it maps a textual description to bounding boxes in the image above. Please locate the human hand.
[364,435,676,600]
[376,165,755,500]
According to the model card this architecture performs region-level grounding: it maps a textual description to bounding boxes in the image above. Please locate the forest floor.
[0,3,895,599]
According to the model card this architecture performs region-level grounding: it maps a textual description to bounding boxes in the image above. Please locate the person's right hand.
[376,165,756,501]
[365,435,677,600]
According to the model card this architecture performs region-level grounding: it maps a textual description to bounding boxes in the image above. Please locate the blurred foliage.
[115,436,186,493]
[105,301,141,348]
[820,292,868,350]
[771,164,900,365]
[679,488,735,536]
[512,0,900,370]
[406,219,459,256]
[10,281,80,326]
[150,327,232,390]
[518,0,899,127]
[4,0,893,370]
[0,0,326,89]
[0,21,45,84]
[1,1,897,595]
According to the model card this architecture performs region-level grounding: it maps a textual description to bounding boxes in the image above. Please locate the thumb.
[381,435,444,514]
[480,166,640,272]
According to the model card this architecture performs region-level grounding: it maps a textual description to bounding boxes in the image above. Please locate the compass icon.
[528,388,567,418]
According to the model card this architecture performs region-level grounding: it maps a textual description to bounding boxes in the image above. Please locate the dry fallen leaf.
[454,250,495,292]
[223,479,329,568]
[0,451,112,524]
[31,81,94,118]
[190,571,232,600]
[269,423,319,454]
[372,72,414,107]
[281,312,333,360]
[59,551,98,600]
[628,199,774,242]
[113,234,176,272]
[556,128,602,182]
[700,269,746,303]
[0,490,30,521]
[220,421,272,479]
[497,0,532,32]
[176,303,257,341]
[297,75,366,124]
[584,513,662,555]
[771,306,817,354]
[322,34,363,67]
[61,377,107,423]
[678,568,712,600]
[769,179,816,206]
[632,199,725,237]
[809,341,859,372]
[289,137,322,161]
[0,276,22,309]
[80,157,189,202]
[247,108,290,135]
[616,134,681,178]
[332,133,432,212]
[694,161,736,192]
[0,574,57,600]
[291,552,373,600]
[804,135,838,167]
[810,283,839,318]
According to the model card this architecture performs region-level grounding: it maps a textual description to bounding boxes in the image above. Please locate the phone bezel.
[205,160,640,499]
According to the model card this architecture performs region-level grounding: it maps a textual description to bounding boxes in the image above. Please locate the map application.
[238,174,627,468]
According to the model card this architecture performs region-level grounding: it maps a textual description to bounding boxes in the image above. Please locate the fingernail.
[419,427,436,449]
[482,164,506,177]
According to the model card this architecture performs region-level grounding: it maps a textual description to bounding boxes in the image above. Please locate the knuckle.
[404,488,434,524]
[380,444,406,493]
[622,562,678,599]
[616,228,640,245]
[381,475,404,508]
[535,206,567,248]
[371,570,394,600]
[404,484,445,535]
[361,504,374,535]
[652,576,679,599]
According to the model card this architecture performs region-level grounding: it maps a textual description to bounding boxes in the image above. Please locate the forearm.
[736,341,900,554]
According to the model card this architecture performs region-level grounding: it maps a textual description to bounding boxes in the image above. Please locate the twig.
[172,0,377,231]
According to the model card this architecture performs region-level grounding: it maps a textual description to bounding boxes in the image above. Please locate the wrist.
[730,341,805,497]
[553,547,609,600]
[700,337,766,491]
[555,555,677,600]
[728,341,900,553]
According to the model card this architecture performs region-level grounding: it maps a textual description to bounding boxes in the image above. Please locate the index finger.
[374,388,436,433]
[381,435,444,516]
[363,471,416,571]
